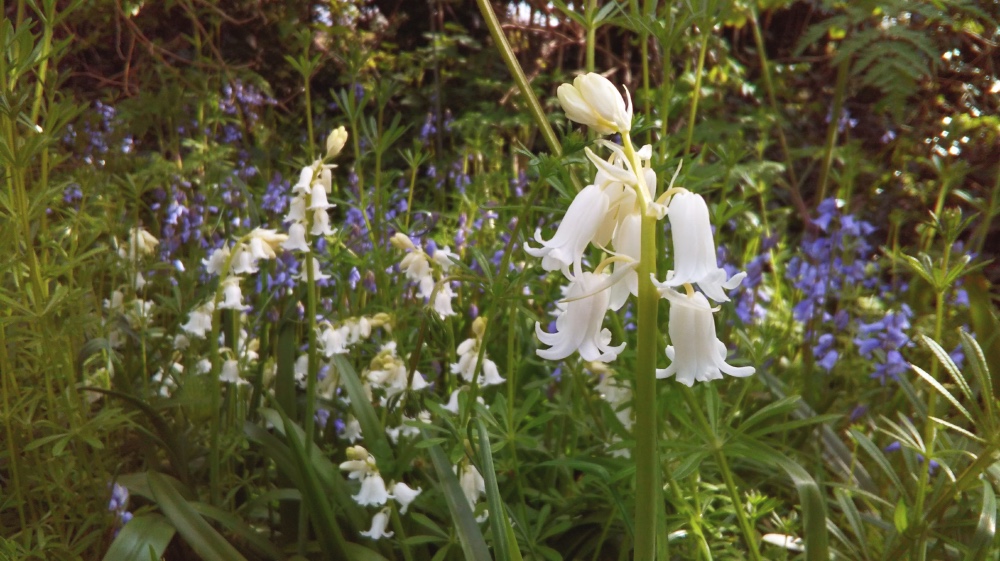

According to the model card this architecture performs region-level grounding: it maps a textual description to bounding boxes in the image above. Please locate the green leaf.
[970,480,997,561]
[771,454,829,561]
[893,498,908,533]
[919,334,974,404]
[190,503,284,560]
[424,432,491,561]
[275,409,351,559]
[911,363,973,423]
[476,417,523,561]
[850,429,906,494]
[102,514,176,561]
[146,471,249,561]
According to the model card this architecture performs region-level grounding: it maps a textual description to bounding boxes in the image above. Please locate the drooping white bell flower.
[181,300,214,338]
[308,181,333,210]
[661,191,746,302]
[433,283,457,319]
[218,276,249,310]
[431,245,459,272]
[285,195,306,223]
[311,208,335,236]
[220,358,248,385]
[535,271,624,363]
[282,222,310,252]
[230,243,258,275]
[202,246,230,276]
[294,257,330,283]
[456,463,486,510]
[319,324,350,356]
[353,473,390,506]
[451,337,506,387]
[557,73,632,135]
[654,286,754,386]
[389,481,422,514]
[524,183,610,274]
[360,509,394,540]
[607,212,641,311]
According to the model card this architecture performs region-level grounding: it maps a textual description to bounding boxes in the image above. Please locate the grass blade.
[970,479,997,561]
[424,431,492,561]
[146,471,249,561]
[476,416,523,561]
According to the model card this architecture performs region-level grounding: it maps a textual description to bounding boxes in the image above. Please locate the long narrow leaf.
[102,514,176,561]
[850,430,906,495]
[476,417,523,561]
[772,455,829,561]
[276,409,351,559]
[424,432,492,561]
[333,355,394,467]
[190,503,284,561]
[911,363,973,423]
[971,480,997,561]
[147,471,249,561]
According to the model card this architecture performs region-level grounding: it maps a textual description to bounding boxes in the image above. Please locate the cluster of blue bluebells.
[784,198,914,384]
[107,483,132,534]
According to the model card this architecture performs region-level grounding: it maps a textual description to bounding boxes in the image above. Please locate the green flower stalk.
[527,72,756,559]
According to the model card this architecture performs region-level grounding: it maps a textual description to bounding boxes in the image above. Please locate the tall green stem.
[683,31,710,157]
[912,243,951,560]
[585,0,597,72]
[623,131,660,561]
[816,60,849,204]
[474,0,563,158]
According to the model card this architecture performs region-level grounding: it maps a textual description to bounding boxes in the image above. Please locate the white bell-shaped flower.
[220,358,248,385]
[360,509,394,540]
[607,212,641,311]
[433,283,456,319]
[294,257,330,283]
[230,243,258,275]
[655,286,754,386]
[661,191,746,302]
[557,73,632,135]
[282,222,310,252]
[319,324,349,356]
[353,473,390,506]
[451,338,506,387]
[311,208,335,236]
[456,464,485,509]
[389,481,422,514]
[218,276,249,310]
[181,300,214,338]
[285,195,306,223]
[308,181,333,210]
[524,183,610,274]
[535,272,624,363]
[202,246,230,276]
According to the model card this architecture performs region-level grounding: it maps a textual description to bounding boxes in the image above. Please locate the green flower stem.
[912,243,951,560]
[816,59,849,205]
[633,208,660,560]
[585,0,598,73]
[474,0,563,159]
[682,387,761,559]
[683,30,710,158]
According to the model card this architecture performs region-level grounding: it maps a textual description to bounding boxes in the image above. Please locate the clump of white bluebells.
[442,316,505,417]
[366,342,430,404]
[391,233,460,319]
[339,445,423,540]
[527,72,754,387]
